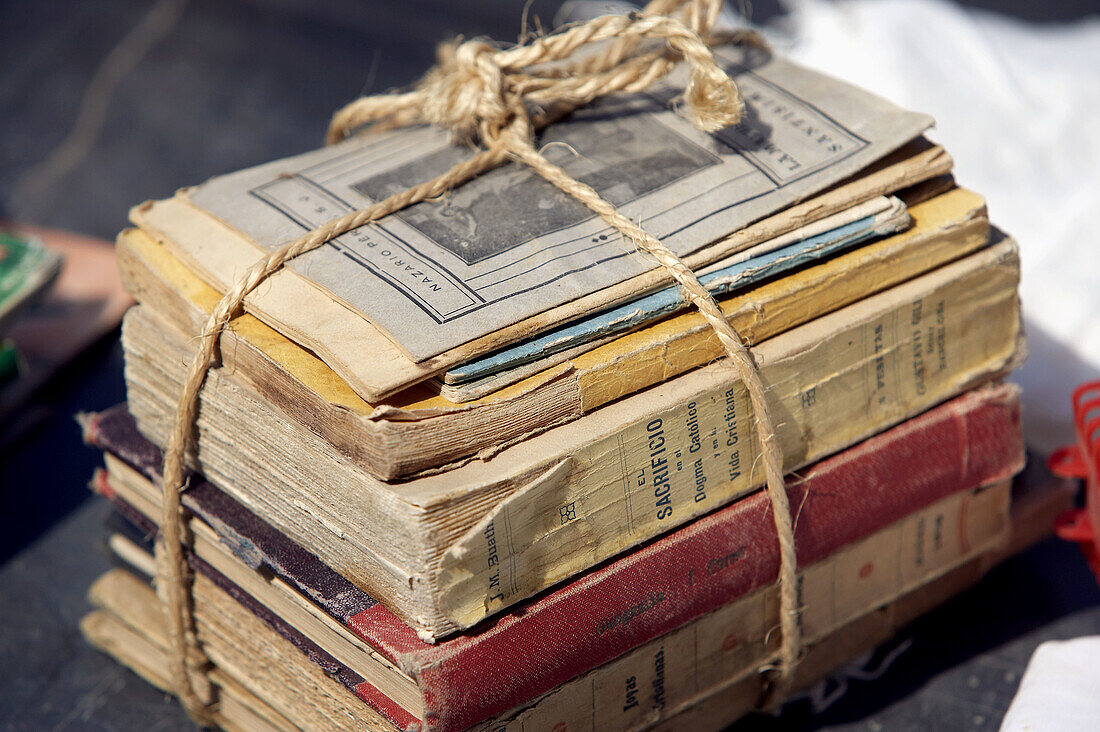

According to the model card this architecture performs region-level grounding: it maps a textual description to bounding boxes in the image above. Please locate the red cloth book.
[85,383,1024,731]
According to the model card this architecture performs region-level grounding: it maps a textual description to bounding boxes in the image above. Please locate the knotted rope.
[156,0,800,724]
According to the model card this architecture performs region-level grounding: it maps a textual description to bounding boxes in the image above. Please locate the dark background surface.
[1,0,1099,729]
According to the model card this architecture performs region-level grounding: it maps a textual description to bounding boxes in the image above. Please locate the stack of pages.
[83,42,1048,731]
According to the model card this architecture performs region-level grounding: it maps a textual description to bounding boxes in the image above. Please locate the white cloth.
[1001,636,1100,731]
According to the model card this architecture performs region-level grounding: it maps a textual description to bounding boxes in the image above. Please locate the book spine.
[404,386,1022,731]
[461,481,1011,731]
[84,406,383,625]
[434,241,1022,631]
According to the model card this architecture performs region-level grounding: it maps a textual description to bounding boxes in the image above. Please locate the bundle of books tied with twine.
[80,1,1066,729]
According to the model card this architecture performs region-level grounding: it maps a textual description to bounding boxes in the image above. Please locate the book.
[83,382,1025,731]
[86,476,1010,732]
[131,140,951,405]
[130,44,942,403]
[84,455,1075,732]
[0,229,62,330]
[119,180,981,480]
[118,236,1022,637]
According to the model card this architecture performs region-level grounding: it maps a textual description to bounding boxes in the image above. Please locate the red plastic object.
[1049,380,1100,582]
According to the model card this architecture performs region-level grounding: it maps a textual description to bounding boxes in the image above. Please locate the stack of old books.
[81,36,1058,731]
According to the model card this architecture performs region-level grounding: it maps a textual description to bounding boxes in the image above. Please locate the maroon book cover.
[85,384,1024,732]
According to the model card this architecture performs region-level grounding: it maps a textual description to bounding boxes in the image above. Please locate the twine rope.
[156,0,800,723]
